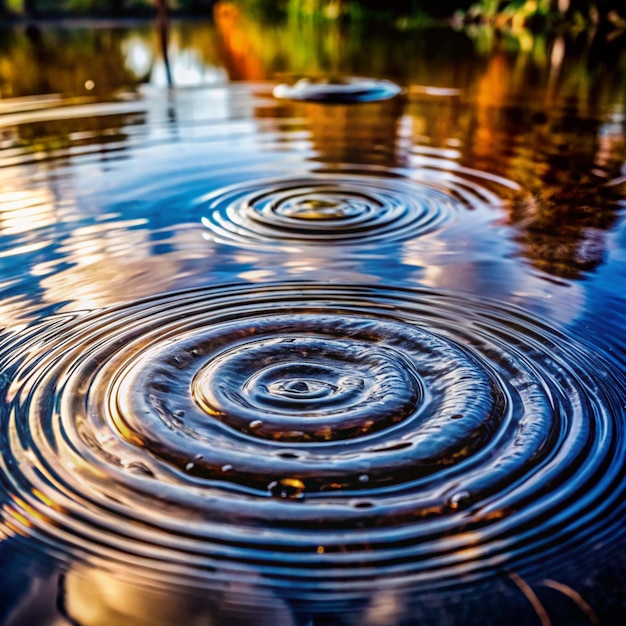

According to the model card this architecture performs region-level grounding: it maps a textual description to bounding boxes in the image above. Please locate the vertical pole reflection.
[157,0,173,88]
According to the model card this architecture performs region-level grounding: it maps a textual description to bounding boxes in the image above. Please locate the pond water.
[0,11,625,626]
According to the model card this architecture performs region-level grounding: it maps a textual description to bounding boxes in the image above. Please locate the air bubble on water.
[173,410,185,418]
[221,464,233,472]
[358,474,370,483]
[249,420,263,430]
[185,462,195,472]
[449,490,473,510]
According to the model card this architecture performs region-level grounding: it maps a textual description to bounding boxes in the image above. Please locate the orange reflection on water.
[214,2,265,81]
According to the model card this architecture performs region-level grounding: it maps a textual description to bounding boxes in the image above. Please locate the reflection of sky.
[151,49,228,87]
[123,36,153,78]
[123,36,228,88]
[1,77,623,336]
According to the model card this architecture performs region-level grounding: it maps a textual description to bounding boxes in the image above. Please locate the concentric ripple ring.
[197,170,512,247]
[0,283,623,597]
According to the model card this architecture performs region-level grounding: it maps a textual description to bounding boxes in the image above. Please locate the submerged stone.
[273,76,403,104]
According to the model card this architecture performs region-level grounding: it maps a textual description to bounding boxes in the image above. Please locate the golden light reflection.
[64,569,198,626]
[62,565,295,626]
[542,579,599,626]
[2,503,33,536]
[0,292,36,330]
[472,53,514,167]
[237,269,277,282]
[300,98,403,165]
[10,495,46,526]
[449,542,483,565]
[509,571,551,626]
[362,589,405,625]
[32,488,61,512]
[0,188,60,235]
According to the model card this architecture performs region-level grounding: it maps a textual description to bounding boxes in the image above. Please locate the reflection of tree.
[0,27,144,99]
[281,98,405,167]
[506,112,625,278]
[464,33,626,279]
[223,4,626,279]
[214,5,482,83]
[24,0,37,17]
[0,27,149,161]
[175,21,222,67]
[214,2,266,80]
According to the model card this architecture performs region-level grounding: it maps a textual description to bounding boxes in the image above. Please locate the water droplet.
[194,453,203,461]
[185,462,195,472]
[221,464,233,472]
[268,478,305,500]
[249,420,263,430]
[358,474,370,484]
[449,490,473,510]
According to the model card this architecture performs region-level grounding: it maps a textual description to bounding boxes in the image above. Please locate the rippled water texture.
[0,17,625,626]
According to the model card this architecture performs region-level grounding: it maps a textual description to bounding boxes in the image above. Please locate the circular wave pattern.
[273,77,403,103]
[0,283,624,595]
[198,172,504,247]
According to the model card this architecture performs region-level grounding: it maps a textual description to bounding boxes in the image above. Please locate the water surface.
[0,15,625,626]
